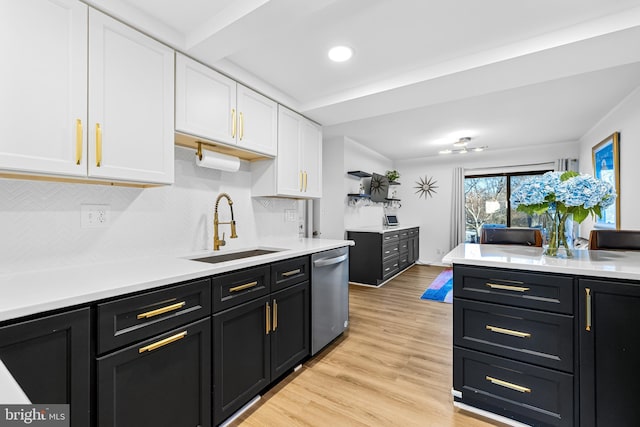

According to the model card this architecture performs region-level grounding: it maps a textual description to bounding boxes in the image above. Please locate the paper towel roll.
[196,150,240,172]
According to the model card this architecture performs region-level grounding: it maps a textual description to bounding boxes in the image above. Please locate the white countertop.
[0,238,353,323]
[443,243,640,281]
[345,224,420,233]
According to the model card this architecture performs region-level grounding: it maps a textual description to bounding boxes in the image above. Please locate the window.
[464,171,551,243]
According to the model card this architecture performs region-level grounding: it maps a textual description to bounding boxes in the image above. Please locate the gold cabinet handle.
[229,281,258,293]
[304,171,308,191]
[273,299,278,332]
[586,288,592,331]
[266,302,271,335]
[486,376,531,393]
[239,112,244,140]
[139,331,187,353]
[486,325,531,338]
[486,283,530,292]
[95,123,102,167]
[231,109,236,138]
[136,301,186,320]
[282,269,301,277]
[75,119,83,165]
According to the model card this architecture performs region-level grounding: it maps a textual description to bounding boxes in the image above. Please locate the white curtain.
[450,167,465,250]
[555,158,579,172]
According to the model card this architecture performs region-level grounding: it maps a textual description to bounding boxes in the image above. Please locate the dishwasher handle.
[313,253,347,268]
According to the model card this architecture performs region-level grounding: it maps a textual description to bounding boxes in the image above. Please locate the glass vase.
[544,209,574,258]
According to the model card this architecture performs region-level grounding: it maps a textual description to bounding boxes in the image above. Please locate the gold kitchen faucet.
[213,193,238,250]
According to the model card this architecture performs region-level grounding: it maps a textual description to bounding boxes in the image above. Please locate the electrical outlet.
[81,204,110,228]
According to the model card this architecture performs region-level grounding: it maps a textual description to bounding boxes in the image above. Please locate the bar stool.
[588,230,640,250]
[480,228,543,247]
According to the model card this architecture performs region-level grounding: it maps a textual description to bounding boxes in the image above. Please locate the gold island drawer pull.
[229,281,258,293]
[586,288,592,332]
[486,283,530,292]
[282,269,301,277]
[486,376,531,393]
[139,331,187,353]
[266,302,271,335]
[486,325,531,338]
[137,301,186,319]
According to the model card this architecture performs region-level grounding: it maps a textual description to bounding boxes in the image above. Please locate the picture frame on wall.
[592,132,620,229]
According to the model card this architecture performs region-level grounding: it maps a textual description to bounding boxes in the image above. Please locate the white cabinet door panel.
[237,85,277,156]
[0,0,87,176]
[175,54,236,146]
[88,9,174,184]
[276,106,303,196]
[301,120,322,198]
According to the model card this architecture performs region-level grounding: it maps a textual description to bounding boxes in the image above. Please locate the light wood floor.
[231,265,498,427]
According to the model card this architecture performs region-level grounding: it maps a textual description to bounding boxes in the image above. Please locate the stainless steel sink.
[191,249,281,264]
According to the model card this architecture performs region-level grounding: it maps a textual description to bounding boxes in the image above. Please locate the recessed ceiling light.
[328,46,353,62]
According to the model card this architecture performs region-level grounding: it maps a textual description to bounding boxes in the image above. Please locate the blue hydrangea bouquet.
[510,171,616,257]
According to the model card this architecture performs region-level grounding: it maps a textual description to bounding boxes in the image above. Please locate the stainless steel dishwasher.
[311,246,349,355]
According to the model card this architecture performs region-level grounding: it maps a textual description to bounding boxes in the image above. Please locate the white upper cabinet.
[88,9,175,184]
[252,105,322,198]
[0,0,88,177]
[176,54,277,157]
[0,2,174,185]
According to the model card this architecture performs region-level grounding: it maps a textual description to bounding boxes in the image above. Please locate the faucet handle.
[220,232,226,247]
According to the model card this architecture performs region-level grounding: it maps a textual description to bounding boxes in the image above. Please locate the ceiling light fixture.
[438,136,488,155]
[453,137,471,148]
[328,45,353,62]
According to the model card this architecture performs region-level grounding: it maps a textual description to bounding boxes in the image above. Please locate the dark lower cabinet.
[213,296,271,426]
[97,318,211,427]
[213,280,310,426]
[270,281,310,380]
[579,278,640,427]
[0,307,90,426]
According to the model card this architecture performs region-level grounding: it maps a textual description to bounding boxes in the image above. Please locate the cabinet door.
[271,281,310,380]
[301,118,322,198]
[175,53,237,146]
[0,0,87,177]
[237,84,277,156]
[276,105,303,197]
[97,318,211,427]
[0,308,90,426]
[213,296,270,425]
[88,9,174,184]
[579,278,640,427]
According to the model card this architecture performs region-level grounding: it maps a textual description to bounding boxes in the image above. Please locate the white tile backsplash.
[0,147,300,273]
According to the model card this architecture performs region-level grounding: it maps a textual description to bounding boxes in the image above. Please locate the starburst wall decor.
[414,176,438,199]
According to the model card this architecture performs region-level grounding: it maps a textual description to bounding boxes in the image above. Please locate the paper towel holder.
[196,142,204,161]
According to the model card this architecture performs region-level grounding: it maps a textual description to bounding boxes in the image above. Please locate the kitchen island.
[444,243,640,427]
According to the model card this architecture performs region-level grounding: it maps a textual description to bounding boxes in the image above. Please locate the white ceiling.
[88,0,640,160]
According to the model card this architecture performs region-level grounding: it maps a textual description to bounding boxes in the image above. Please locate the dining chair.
[588,230,640,250]
[480,227,543,247]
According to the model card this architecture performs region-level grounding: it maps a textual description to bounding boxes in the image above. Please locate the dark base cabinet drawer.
[213,265,270,312]
[454,265,574,314]
[454,299,574,372]
[271,256,309,292]
[382,257,399,281]
[97,278,211,354]
[454,347,573,427]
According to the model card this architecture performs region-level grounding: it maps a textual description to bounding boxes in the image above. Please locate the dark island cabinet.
[348,227,419,286]
[97,317,212,427]
[213,258,311,426]
[0,307,90,426]
[578,278,640,427]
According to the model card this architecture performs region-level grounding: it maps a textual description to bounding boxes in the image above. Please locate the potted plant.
[385,170,400,183]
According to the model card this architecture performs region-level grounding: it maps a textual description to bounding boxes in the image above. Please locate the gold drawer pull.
[282,269,301,277]
[586,288,592,331]
[75,119,83,165]
[137,301,186,319]
[139,331,187,353]
[486,376,531,393]
[486,325,531,338]
[229,281,258,292]
[273,299,278,332]
[231,109,237,138]
[266,302,271,335]
[95,123,102,167]
[486,283,530,292]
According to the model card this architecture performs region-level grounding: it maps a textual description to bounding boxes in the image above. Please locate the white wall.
[578,86,640,234]
[395,141,579,264]
[0,147,301,273]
